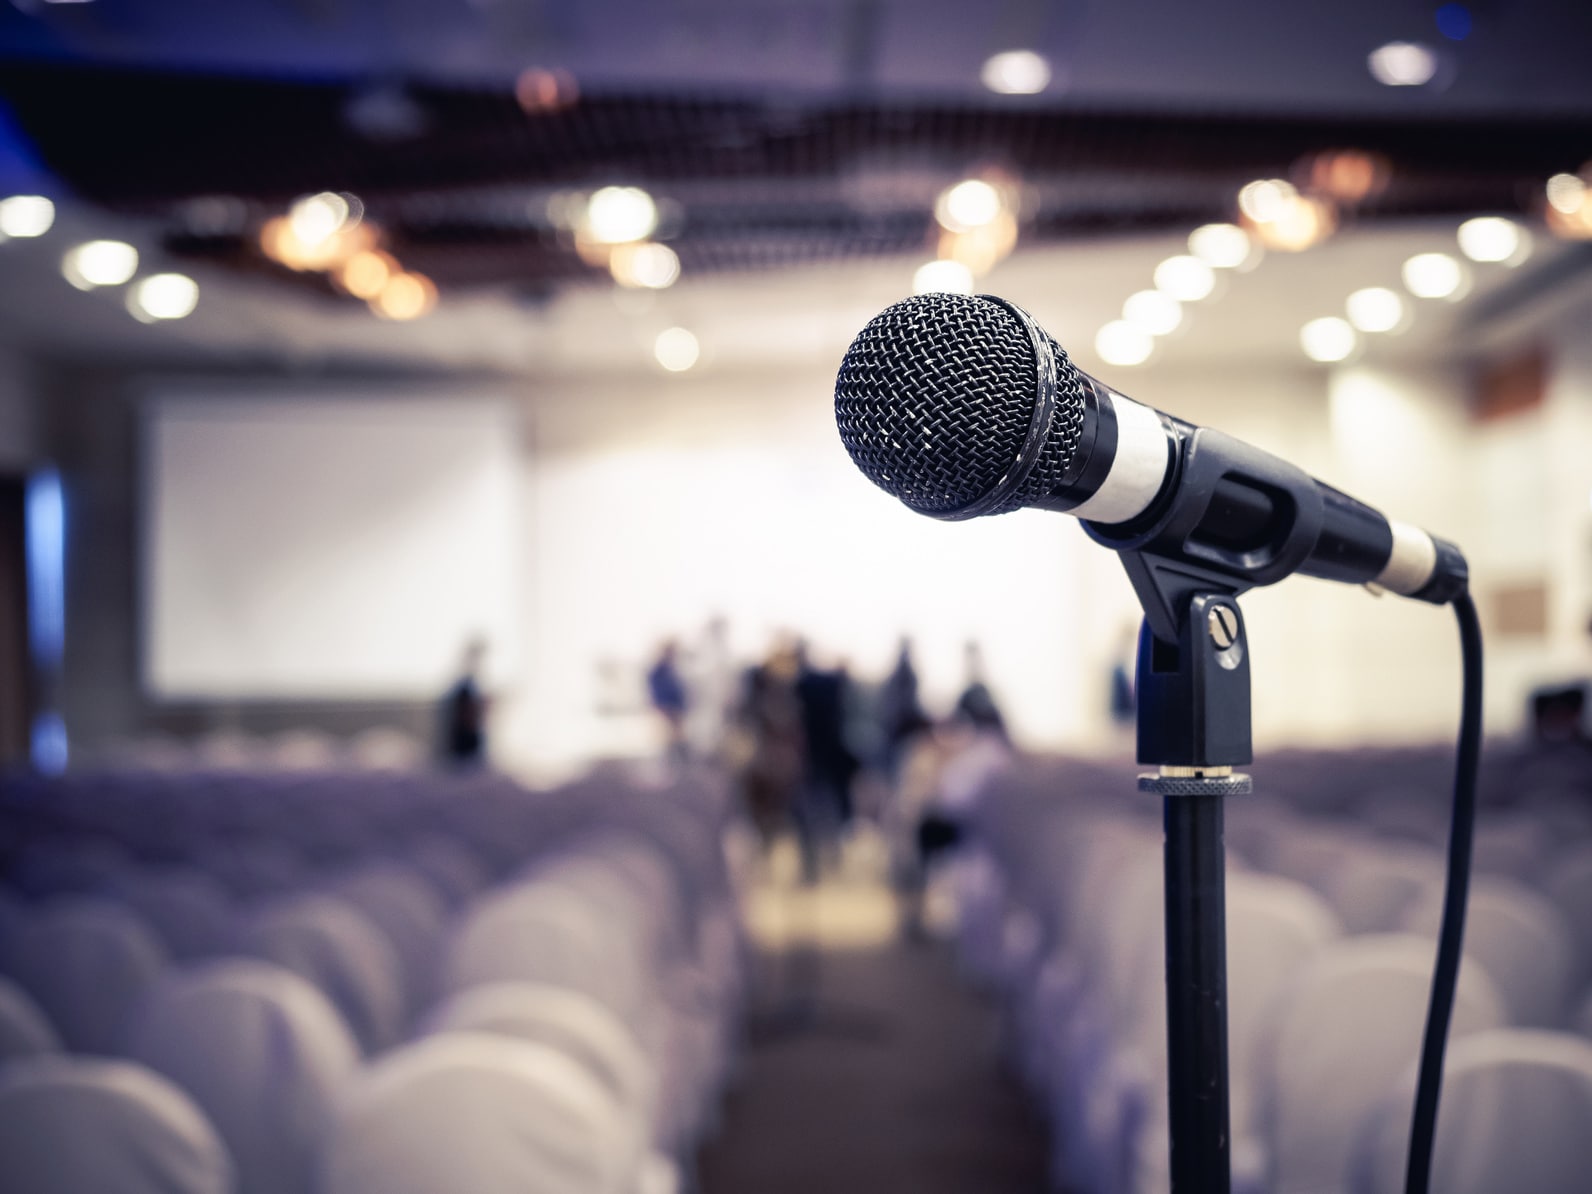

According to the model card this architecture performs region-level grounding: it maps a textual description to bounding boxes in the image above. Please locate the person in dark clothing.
[953,640,1008,740]
[793,645,860,883]
[440,638,489,767]
[646,639,690,763]
[877,637,930,781]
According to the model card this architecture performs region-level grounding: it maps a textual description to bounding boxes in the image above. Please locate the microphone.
[834,292,1468,620]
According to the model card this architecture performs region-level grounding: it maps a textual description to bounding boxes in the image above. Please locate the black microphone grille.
[833,292,1088,518]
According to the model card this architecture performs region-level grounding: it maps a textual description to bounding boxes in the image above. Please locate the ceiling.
[0,0,1588,373]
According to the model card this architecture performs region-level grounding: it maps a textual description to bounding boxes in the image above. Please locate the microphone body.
[834,293,1468,627]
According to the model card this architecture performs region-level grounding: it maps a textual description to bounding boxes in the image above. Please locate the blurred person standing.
[793,644,860,883]
[877,637,931,781]
[953,641,1006,740]
[731,640,805,849]
[646,639,691,764]
[686,615,738,761]
[439,638,489,767]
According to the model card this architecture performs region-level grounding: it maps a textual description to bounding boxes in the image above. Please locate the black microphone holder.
[1124,549,1255,1194]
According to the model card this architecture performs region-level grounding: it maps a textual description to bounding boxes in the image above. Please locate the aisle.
[698,845,1050,1194]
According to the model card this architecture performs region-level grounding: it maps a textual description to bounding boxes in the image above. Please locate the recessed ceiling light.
[1300,317,1357,363]
[1122,290,1182,336]
[1187,223,1253,269]
[62,240,139,289]
[980,50,1051,95]
[1402,252,1466,299]
[1345,287,1405,334]
[584,186,659,245]
[129,273,199,321]
[935,179,1002,232]
[1457,216,1529,265]
[1153,255,1216,302]
[1367,41,1439,87]
[1095,321,1154,367]
[654,327,700,372]
[913,259,974,296]
[0,195,55,239]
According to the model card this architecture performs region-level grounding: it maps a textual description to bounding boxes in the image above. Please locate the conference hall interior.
[0,2,1590,1193]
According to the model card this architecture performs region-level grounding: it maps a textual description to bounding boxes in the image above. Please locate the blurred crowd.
[644,627,1012,892]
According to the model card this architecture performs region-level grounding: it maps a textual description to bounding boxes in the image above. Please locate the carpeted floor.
[698,866,1051,1194]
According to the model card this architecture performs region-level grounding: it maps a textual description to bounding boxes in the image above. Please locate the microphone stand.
[1122,552,1254,1194]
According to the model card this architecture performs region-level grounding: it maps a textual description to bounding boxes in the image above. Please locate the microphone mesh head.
[833,293,1087,517]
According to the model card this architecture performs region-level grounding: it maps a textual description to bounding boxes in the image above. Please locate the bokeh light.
[62,240,139,289]
[1187,223,1253,269]
[1153,255,1216,302]
[935,180,1003,232]
[0,195,56,239]
[1095,321,1154,367]
[1122,290,1182,336]
[129,273,199,321]
[1300,317,1357,362]
[1367,42,1439,87]
[1457,216,1529,265]
[373,272,437,320]
[609,241,681,290]
[1402,252,1467,299]
[980,50,1051,95]
[654,327,700,372]
[1345,287,1405,334]
[912,259,974,296]
[584,187,659,245]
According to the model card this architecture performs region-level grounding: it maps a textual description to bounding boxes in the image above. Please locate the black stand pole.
[1129,575,1254,1194]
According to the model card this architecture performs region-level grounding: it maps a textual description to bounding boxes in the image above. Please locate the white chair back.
[236,893,403,1054]
[0,1055,233,1194]
[1400,877,1576,1027]
[1351,1029,1592,1194]
[318,1033,643,1194]
[122,959,359,1194]
[0,972,61,1060]
[10,897,167,1052]
[1253,933,1506,1194]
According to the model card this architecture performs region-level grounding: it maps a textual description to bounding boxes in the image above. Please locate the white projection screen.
[143,391,522,699]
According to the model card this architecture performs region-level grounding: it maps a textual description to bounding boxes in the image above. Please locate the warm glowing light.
[62,240,139,289]
[939,210,1019,276]
[1345,287,1405,334]
[1545,173,1587,216]
[1188,223,1253,269]
[1300,317,1357,363]
[584,186,658,245]
[338,250,396,298]
[1122,290,1182,336]
[654,327,700,372]
[1095,321,1154,367]
[981,50,1051,95]
[1457,216,1529,265]
[1249,195,1336,252]
[515,67,578,113]
[289,192,352,247]
[373,272,437,320]
[1238,179,1297,224]
[609,241,680,289]
[129,273,199,321]
[1546,200,1592,240]
[935,179,1002,232]
[0,195,55,238]
[913,259,975,296]
[1301,149,1389,204]
[1153,255,1215,302]
[1402,252,1466,299]
[261,216,375,271]
[1368,41,1439,86]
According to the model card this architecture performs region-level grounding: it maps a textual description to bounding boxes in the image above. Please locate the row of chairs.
[0,765,744,1194]
[950,747,1592,1194]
